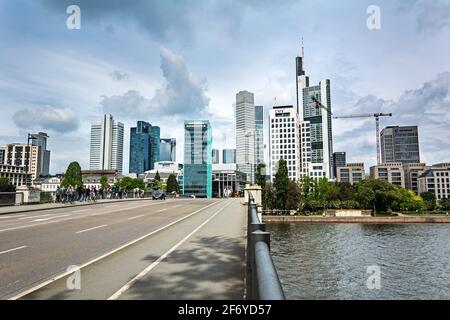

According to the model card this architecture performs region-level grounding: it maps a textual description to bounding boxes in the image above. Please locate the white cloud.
[13,106,80,133]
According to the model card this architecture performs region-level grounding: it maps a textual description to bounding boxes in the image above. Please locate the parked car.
[152,189,166,200]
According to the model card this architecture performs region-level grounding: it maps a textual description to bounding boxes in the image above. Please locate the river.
[267,222,450,300]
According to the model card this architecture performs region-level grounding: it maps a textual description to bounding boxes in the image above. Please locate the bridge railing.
[246,193,285,300]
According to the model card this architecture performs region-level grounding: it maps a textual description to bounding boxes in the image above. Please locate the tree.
[115,177,145,192]
[263,182,275,210]
[353,179,399,214]
[396,188,424,212]
[420,192,436,211]
[100,176,110,189]
[154,171,161,182]
[440,197,450,211]
[61,162,83,188]
[166,174,179,193]
[286,180,301,211]
[337,182,354,201]
[273,159,289,210]
[256,163,267,189]
[0,177,10,186]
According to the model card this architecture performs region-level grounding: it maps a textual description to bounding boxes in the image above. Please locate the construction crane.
[333,113,393,165]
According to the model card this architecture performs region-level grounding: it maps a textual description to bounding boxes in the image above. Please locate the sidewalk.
[0,198,153,216]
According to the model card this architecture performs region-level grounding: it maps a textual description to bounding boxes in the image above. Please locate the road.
[0,198,246,300]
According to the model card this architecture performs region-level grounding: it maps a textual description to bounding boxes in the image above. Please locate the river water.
[267,222,450,300]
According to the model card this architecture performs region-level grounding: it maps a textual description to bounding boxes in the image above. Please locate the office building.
[90,114,124,175]
[212,149,220,164]
[418,163,450,202]
[159,138,176,162]
[0,164,31,187]
[212,164,246,198]
[183,120,212,198]
[129,121,160,174]
[333,152,346,179]
[0,147,5,164]
[297,49,334,179]
[381,126,420,164]
[29,132,51,176]
[255,105,265,165]
[370,163,405,188]
[223,149,236,164]
[403,163,428,194]
[4,143,40,180]
[235,91,256,184]
[336,163,365,185]
[269,105,301,181]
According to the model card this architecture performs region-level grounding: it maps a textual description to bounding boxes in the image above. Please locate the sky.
[0,0,449,174]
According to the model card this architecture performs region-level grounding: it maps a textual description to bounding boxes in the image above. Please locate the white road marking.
[75,225,108,234]
[72,209,93,213]
[156,209,167,213]
[127,215,145,221]
[108,200,233,300]
[8,200,220,300]
[0,246,28,256]
[0,215,26,220]
[34,214,70,222]
[18,214,50,220]
[104,205,119,209]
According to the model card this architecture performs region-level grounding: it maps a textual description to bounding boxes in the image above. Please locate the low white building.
[418,163,450,202]
[34,177,61,193]
[143,162,182,184]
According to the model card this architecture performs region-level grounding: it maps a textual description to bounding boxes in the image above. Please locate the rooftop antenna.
[301,36,305,59]
[274,97,277,107]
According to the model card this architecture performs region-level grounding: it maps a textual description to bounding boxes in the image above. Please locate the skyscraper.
[159,138,176,162]
[255,105,265,165]
[183,120,212,198]
[235,91,256,184]
[381,126,420,164]
[90,114,124,175]
[4,143,40,180]
[212,149,220,164]
[223,149,236,164]
[269,105,301,181]
[297,47,334,179]
[129,121,161,174]
[29,132,50,176]
[333,152,346,179]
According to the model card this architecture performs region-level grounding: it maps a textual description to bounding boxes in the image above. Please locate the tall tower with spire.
[296,37,310,116]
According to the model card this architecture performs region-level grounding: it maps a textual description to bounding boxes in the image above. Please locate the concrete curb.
[0,198,157,216]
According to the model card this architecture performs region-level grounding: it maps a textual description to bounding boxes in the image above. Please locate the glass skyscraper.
[255,106,264,165]
[223,149,236,164]
[129,121,160,174]
[183,120,212,198]
[159,138,176,162]
[381,126,420,164]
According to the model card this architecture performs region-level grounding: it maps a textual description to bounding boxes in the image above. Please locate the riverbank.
[263,215,450,223]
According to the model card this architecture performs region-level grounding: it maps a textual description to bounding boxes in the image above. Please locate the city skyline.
[1,1,450,174]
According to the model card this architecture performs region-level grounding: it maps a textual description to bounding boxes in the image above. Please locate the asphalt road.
[0,198,246,300]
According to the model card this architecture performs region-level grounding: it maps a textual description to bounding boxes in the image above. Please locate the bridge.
[0,196,284,300]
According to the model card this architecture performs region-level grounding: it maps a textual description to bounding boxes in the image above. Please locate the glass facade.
[381,126,420,164]
[255,106,264,165]
[212,149,220,164]
[223,149,236,164]
[129,121,160,174]
[159,138,176,162]
[183,121,212,198]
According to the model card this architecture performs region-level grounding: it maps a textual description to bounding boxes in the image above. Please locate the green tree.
[396,188,424,212]
[115,176,135,191]
[440,197,450,210]
[100,176,110,189]
[61,162,83,188]
[263,182,276,210]
[154,171,161,182]
[0,177,10,186]
[273,159,289,210]
[353,179,399,214]
[420,192,436,211]
[337,182,354,201]
[256,163,267,189]
[166,174,179,193]
[286,180,301,211]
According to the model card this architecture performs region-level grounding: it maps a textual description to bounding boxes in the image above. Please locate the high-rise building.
[255,105,265,165]
[269,105,301,181]
[336,163,365,185]
[29,132,51,176]
[381,126,420,164]
[333,152,346,179]
[90,114,124,175]
[223,149,236,164]
[159,138,176,162]
[129,121,161,174]
[418,163,450,202]
[183,120,212,198]
[4,143,40,180]
[212,149,220,164]
[235,91,256,184]
[297,50,334,179]
[0,147,5,165]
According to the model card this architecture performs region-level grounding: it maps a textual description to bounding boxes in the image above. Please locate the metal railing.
[246,193,285,300]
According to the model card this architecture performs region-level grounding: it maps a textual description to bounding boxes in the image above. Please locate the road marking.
[75,225,108,234]
[108,200,233,300]
[18,214,51,220]
[172,205,182,208]
[0,246,27,256]
[0,215,26,220]
[72,209,93,213]
[8,200,221,300]
[156,209,167,213]
[105,205,119,209]
[127,215,145,221]
[34,214,70,222]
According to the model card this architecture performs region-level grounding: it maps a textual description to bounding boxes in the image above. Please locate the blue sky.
[0,0,449,174]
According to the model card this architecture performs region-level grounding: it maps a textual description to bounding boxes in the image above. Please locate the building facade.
[403,163,428,194]
[4,144,40,180]
[29,132,51,176]
[418,163,450,202]
[381,126,420,164]
[212,164,246,198]
[336,163,365,185]
[183,121,212,198]
[0,147,4,165]
[370,163,405,188]
[129,121,160,174]
[333,152,346,179]
[223,149,236,164]
[212,149,220,164]
[90,114,124,175]
[159,138,176,162]
[235,91,256,184]
[81,170,119,190]
[269,105,301,181]
[0,164,31,187]
[144,162,182,185]
[255,105,265,165]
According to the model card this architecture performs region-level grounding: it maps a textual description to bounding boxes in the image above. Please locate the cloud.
[13,106,80,133]
[109,70,129,81]
[100,47,210,119]
[416,1,450,32]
